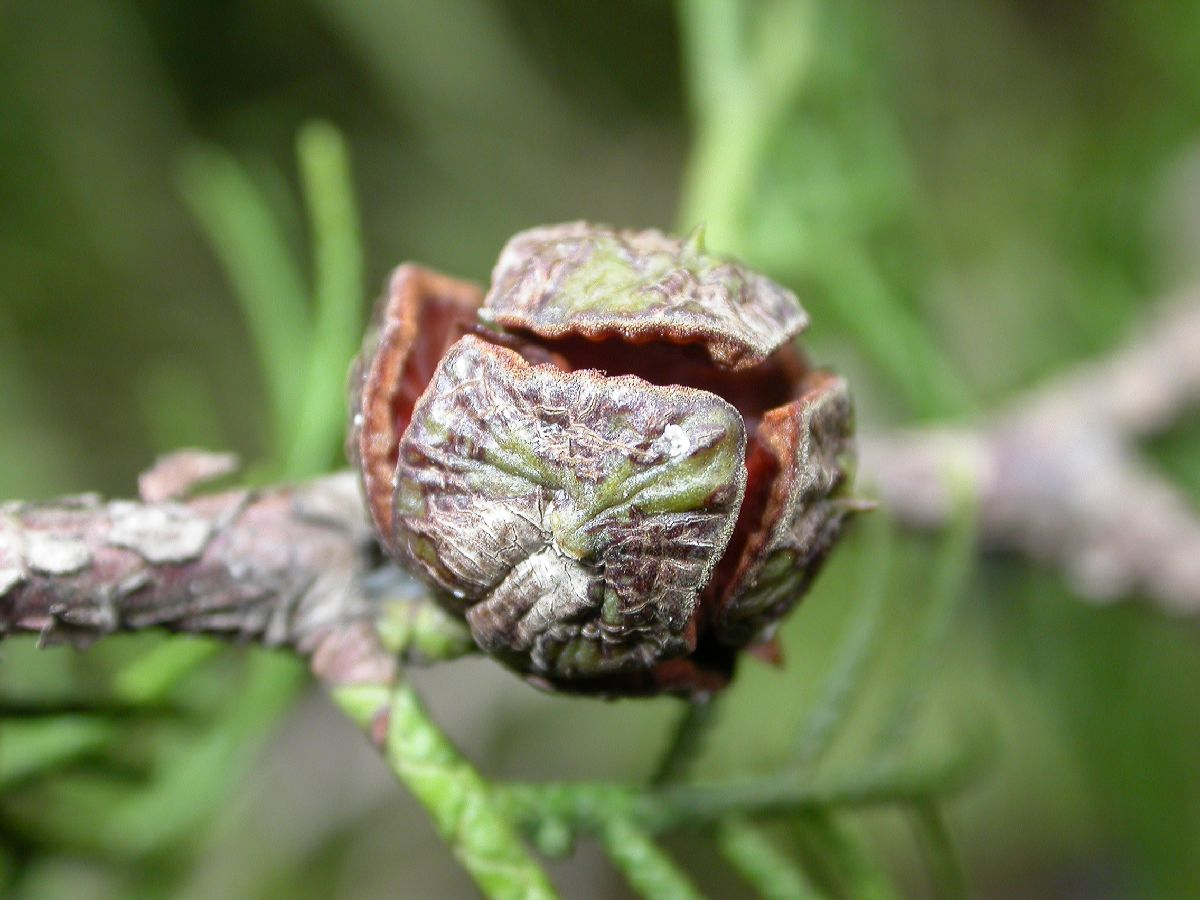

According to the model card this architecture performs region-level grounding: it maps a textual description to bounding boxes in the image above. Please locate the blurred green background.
[2,1,1200,897]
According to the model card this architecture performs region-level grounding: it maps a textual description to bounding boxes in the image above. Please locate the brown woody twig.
[861,288,1200,613]
[0,460,396,687]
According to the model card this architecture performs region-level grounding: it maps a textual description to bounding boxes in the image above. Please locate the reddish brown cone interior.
[701,430,780,618]
[518,334,800,429]
[386,294,479,469]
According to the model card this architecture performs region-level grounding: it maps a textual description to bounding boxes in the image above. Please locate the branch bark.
[0,465,397,687]
[861,288,1200,613]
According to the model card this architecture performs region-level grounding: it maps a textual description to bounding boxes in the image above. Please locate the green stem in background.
[0,638,241,820]
[651,696,721,785]
[909,801,969,900]
[0,640,219,792]
[138,359,232,453]
[58,120,369,864]
[600,815,704,900]
[675,0,815,251]
[872,481,978,756]
[676,1,974,420]
[177,148,311,458]
[334,682,558,900]
[793,511,893,771]
[500,737,984,838]
[109,639,223,706]
[0,652,306,858]
[717,816,827,900]
[101,652,306,856]
[0,717,120,790]
[799,242,973,419]
[78,126,354,863]
[792,808,898,900]
[289,122,365,476]
[181,121,364,477]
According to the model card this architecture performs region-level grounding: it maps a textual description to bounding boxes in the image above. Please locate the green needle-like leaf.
[718,816,826,900]
[101,652,305,856]
[109,639,223,706]
[793,808,898,900]
[794,511,893,772]
[872,484,978,755]
[0,717,119,789]
[288,121,365,476]
[652,697,721,786]
[601,815,705,900]
[335,682,558,900]
[178,146,311,459]
[909,800,969,900]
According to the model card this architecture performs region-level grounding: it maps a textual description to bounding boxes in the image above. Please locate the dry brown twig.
[861,287,1200,613]
[0,462,398,687]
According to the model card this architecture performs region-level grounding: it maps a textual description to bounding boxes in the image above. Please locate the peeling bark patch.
[138,450,240,503]
[0,567,25,597]
[0,473,379,666]
[25,533,92,575]
[293,472,369,532]
[107,503,213,564]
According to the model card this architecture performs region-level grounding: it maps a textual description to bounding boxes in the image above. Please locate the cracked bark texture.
[0,465,395,688]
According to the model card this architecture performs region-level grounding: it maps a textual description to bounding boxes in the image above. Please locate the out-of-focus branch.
[861,288,1200,613]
